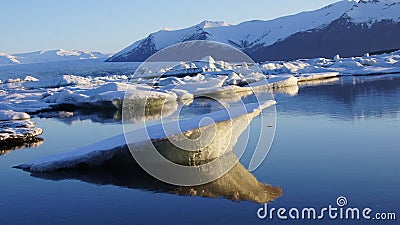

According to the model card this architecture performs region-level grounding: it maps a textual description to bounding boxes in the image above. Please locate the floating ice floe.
[224,71,245,85]
[0,110,43,146]
[5,76,40,84]
[193,75,298,98]
[160,56,233,78]
[262,75,298,88]
[0,110,30,121]
[0,75,98,113]
[261,61,310,74]
[0,83,55,113]
[158,69,298,99]
[17,100,276,171]
[42,82,177,109]
[0,120,42,142]
[160,74,226,99]
[23,75,93,89]
[260,50,400,76]
[296,72,340,82]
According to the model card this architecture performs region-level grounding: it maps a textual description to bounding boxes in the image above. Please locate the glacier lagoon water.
[0,75,399,224]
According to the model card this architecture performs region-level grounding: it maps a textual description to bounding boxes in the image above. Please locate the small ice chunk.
[158,77,185,86]
[23,75,91,89]
[0,120,42,142]
[244,72,266,84]
[24,76,39,82]
[358,58,376,66]
[225,71,244,85]
[161,74,227,95]
[0,110,30,121]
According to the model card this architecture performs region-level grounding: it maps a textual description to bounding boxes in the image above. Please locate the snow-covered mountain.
[0,49,110,65]
[0,53,20,65]
[107,0,400,62]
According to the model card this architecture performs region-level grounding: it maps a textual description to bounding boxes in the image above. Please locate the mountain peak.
[197,20,231,29]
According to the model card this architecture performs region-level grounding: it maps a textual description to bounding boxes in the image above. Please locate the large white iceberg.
[17,100,276,171]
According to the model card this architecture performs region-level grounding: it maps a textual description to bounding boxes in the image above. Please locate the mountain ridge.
[0,49,110,65]
[107,0,400,62]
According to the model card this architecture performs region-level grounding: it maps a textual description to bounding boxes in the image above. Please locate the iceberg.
[0,82,54,113]
[0,110,30,121]
[195,75,298,97]
[17,100,276,172]
[22,75,93,89]
[0,111,43,152]
[43,82,178,109]
[160,74,226,100]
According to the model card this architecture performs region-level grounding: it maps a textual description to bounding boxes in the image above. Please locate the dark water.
[0,75,399,224]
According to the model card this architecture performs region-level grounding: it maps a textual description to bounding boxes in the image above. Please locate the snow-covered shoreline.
[1,50,398,114]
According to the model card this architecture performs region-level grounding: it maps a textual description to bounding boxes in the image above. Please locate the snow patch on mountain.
[0,49,110,65]
[345,0,400,23]
[198,20,231,28]
[0,53,20,65]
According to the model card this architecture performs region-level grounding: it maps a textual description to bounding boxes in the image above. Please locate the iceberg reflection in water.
[29,151,282,203]
[0,137,43,155]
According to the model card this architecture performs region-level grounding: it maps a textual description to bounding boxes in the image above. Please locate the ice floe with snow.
[42,82,177,109]
[17,100,276,171]
[0,110,43,147]
[260,51,400,76]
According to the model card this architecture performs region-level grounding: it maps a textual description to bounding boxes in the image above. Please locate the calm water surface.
[0,75,399,224]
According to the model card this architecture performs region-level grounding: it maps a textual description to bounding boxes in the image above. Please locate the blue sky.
[0,0,339,54]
